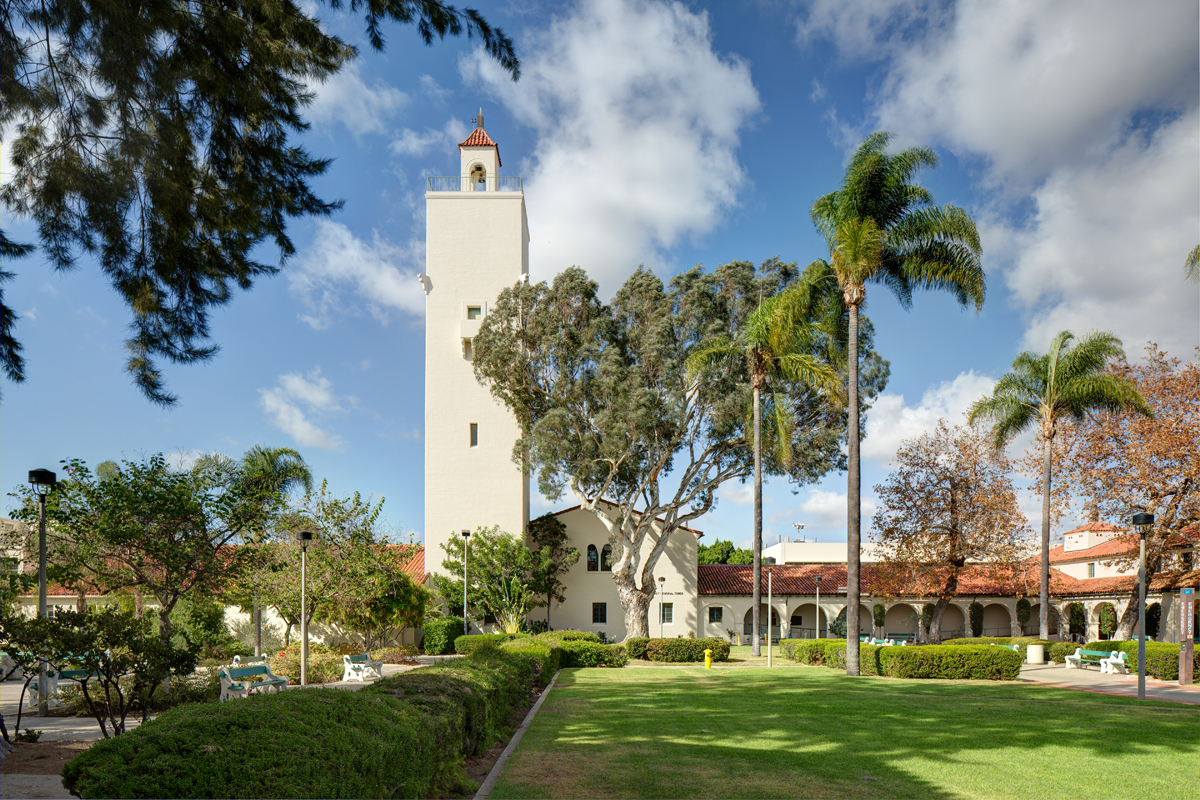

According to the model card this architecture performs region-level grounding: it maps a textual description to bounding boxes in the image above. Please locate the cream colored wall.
[424,158,529,575]
[534,507,699,641]
[1057,558,1134,580]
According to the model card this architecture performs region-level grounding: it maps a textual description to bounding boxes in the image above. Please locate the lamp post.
[814,575,822,639]
[28,469,56,717]
[461,530,471,636]
[1132,512,1153,700]
[658,576,666,638]
[296,530,313,686]
[765,557,775,667]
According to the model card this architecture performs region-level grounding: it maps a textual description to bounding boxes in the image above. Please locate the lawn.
[492,666,1199,800]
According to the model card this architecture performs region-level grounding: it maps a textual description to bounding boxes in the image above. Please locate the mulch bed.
[1,740,92,775]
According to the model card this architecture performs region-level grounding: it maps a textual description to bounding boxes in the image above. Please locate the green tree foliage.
[968,329,1151,639]
[525,514,580,629]
[1016,598,1032,631]
[697,539,754,565]
[969,601,984,637]
[1098,603,1117,638]
[7,455,269,638]
[434,526,540,626]
[809,130,985,675]
[872,603,886,632]
[0,0,518,403]
[829,607,848,638]
[1067,602,1086,637]
[473,261,883,638]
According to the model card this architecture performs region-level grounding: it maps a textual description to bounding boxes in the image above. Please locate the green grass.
[492,667,1200,800]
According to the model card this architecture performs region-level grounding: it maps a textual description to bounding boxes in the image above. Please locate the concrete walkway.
[1017,661,1200,704]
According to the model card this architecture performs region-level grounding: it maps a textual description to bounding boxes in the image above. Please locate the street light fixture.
[461,530,471,636]
[658,576,666,638]
[1132,512,1154,700]
[29,469,56,717]
[296,530,313,686]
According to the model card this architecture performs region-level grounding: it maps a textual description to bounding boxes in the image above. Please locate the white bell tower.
[422,109,530,577]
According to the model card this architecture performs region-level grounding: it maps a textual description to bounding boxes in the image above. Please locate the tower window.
[469,423,478,447]
[600,544,613,572]
[467,306,481,320]
[1087,562,1095,578]
[586,544,598,572]
[592,603,607,624]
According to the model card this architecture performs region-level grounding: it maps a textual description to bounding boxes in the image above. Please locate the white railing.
[426,176,523,192]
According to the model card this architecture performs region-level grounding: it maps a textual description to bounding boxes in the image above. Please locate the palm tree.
[968,330,1151,639]
[1186,245,1199,283]
[808,132,985,675]
[691,276,840,656]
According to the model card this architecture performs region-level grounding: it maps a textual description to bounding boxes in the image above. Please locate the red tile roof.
[1049,533,1140,563]
[395,545,427,584]
[1061,522,1124,534]
[1055,570,1199,596]
[459,128,501,166]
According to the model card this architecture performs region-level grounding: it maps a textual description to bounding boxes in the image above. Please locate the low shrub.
[941,636,1053,661]
[56,670,221,716]
[779,639,842,665]
[559,640,627,668]
[268,645,344,685]
[1081,640,1200,682]
[62,647,539,799]
[879,645,1021,680]
[498,639,564,684]
[1045,641,1082,664]
[537,630,600,643]
[454,633,528,654]
[370,646,419,665]
[642,638,730,663]
[423,618,465,655]
[822,642,881,675]
[624,637,650,660]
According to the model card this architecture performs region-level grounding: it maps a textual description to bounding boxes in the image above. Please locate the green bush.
[57,670,221,716]
[370,646,418,665]
[822,642,881,675]
[969,602,984,637]
[1081,641,1200,682]
[454,633,528,654]
[879,645,1021,680]
[779,639,842,665]
[268,645,344,685]
[423,618,465,655]
[537,630,600,643]
[1045,641,1082,664]
[941,636,1053,662]
[559,640,627,668]
[624,636,650,660]
[642,638,730,663]
[498,639,564,684]
[62,647,538,799]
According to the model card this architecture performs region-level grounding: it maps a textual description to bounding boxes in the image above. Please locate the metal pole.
[816,580,821,639]
[1138,532,1146,700]
[463,536,469,636]
[767,569,773,667]
[37,491,48,717]
[300,546,308,687]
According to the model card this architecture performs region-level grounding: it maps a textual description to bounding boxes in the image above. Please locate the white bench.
[1100,651,1129,674]
[218,664,290,701]
[342,653,383,682]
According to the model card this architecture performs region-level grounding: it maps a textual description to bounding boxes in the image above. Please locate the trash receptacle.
[1026,643,1045,665]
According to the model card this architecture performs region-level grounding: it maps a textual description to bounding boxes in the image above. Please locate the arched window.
[586,544,598,572]
[600,544,613,572]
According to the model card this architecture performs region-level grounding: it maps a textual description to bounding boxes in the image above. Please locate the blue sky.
[3,0,1198,551]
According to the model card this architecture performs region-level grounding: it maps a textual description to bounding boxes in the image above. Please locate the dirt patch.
[0,740,91,775]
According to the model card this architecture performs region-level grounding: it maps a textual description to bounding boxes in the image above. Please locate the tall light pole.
[814,575,822,639]
[29,469,56,717]
[461,530,471,636]
[766,557,775,667]
[658,576,666,638]
[1132,512,1153,701]
[296,530,313,686]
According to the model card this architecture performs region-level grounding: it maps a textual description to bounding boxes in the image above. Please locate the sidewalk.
[1017,661,1200,704]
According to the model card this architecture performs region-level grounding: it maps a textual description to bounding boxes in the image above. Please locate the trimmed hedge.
[559,640,628,668]
[941,636,1054,662]
[779,638,843,666]
[642,638,731,663]
[423,618,465,655]
[624,637,650,660]
[1081,641,1200,682]
[784,640,1020,680]
[454,633,528,654]
[61,648,539,799]
[537,630,601,643]
[498,639,564,684]
[822,642,882,675]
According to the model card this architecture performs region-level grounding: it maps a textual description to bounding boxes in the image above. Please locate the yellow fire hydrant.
[704,648,713,669]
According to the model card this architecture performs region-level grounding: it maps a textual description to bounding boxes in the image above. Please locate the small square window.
[661,603,673,624]
[1087,562,1095,578]
[592,602,607,624]
[467,306,482,320]
[708,606,722,624]
[469,423,478,447]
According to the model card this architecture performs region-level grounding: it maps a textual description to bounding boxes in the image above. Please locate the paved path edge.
[473,669,562,800]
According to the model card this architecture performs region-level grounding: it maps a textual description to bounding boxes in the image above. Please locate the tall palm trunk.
[751,383,762,657]
[1040,435,1052,640]
[845,302,861,675]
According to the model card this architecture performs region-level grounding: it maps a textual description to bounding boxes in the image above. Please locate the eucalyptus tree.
[690,273,843,655]
[1,0,518,404]
[472,261,881,637]
[808,131,985,675]
[968,330,1152,638]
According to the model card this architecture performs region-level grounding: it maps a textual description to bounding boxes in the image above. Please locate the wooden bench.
[219,664,289,701]
[1100,651,1129,674]
[1064,648,1112,670]
[342,653,383,683]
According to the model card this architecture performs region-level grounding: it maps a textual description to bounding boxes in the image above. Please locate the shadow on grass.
[492,668,1198,800]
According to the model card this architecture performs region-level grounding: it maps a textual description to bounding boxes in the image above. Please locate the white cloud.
[795,0,943,63]
[166,449,205,471]
[308,60,408,136]
[289,220,425,328]
[768,490,877,535]
[462,0,761,293]
[718,481,753,506]
[860,371,995,464]
[419,74,451,105]
[259,369,344,450]
[390,118,469,158]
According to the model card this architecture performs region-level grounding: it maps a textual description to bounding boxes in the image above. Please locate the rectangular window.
[708,606,722,624]
[661,603,673,624]
[592,602,607,624]
[0,557,17,576]
[1087,562,1095,578]
[469,423,478,447]
[467,306,482,320]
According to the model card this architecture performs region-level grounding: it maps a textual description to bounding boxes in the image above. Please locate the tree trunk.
[752,383,762,657]
[1115,587,1142,640]
[615,571,653,639]
[1039,436,1052,640]
[254,599,262,657]
[134,587,144,619]
[77,587,87,614]
[845,303,861,675]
